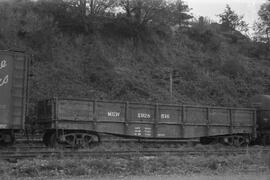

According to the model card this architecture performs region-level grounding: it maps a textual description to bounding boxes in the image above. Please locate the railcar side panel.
[128,103,155,123]
[96,102,125,122]
[155,105,181,138]
[127,123,153,137]
[208,108,230,136]
[0,54,13,128]
[156,124,179,138]
[37,98,256,139]
[209,127,230,136]
[57,99,94,130]
[96,122,124,134]
[95,101,126,134]
[232,127,252,134]
[58,100,93,121]
[184,126,207,138]
[157,105,181,123]
[210,108,229,125]
[185,107,207,124]
[232,110,254,126]
[0,51,28,130]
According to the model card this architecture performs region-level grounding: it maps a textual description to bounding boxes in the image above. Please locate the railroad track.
[16,138,200,144]
[0,137,200,151]
[1,148,270,160]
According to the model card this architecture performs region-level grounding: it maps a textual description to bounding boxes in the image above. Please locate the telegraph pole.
[170,70,173,103]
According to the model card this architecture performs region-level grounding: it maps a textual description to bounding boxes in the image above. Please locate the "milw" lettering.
[108,112,120,117]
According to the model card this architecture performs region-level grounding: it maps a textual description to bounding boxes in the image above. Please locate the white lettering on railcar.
[137,113,151,118]
[144,127,152,136]
[157,133,165,137]
[0,75,8,87]
[134,127,152,136]
[0,60,7,70]
[108,112,120,117]
[134,127,142,136]
[161,114,170,119]
[0,60,8,87]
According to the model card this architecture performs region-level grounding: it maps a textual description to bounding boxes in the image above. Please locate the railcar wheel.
[42,132,51,147]
[82,134,94,148]
[48,133,64,148]
[262,135,270,145]
[64,133,99,148]
[224,135,248,147]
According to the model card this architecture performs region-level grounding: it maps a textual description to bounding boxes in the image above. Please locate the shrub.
[187,24,221,51]
[220,59,246,79]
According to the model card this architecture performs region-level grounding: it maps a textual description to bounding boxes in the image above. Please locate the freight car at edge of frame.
[0,50,29,145]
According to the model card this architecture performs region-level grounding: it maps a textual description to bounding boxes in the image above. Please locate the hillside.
[28,26,270,107]
[1,0,270,107]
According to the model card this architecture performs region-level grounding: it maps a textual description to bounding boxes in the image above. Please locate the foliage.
[256,1,270,41]
[120,0,167,25]
[255,1,270,58]
[217,4,248,33]
[71,0,117,16]
[119,0,192,27]
[188,18,221,52]
[0,0,269,107]
[165,0,193,27]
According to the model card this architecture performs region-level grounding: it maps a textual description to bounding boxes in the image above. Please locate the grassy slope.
[0,0,269,107]
[28,26,270,107]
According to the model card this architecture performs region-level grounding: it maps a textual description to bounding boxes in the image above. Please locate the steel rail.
[1,148,270,159]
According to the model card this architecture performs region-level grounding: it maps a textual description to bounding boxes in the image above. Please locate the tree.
[119,0,167,25]
[119,0,192,27]
[168,0,192,27]
[218,4,248,33]
[68,0,117,16]
[35,0,118,33]
[255,1,270,58]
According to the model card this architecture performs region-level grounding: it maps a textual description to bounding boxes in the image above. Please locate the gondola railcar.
[37,98,256,147]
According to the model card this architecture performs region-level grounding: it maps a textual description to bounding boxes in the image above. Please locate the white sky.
[185,0,266,28]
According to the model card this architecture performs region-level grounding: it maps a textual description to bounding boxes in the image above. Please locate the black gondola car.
[37,98,257,147]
